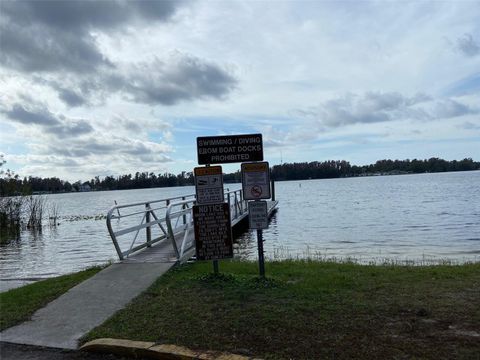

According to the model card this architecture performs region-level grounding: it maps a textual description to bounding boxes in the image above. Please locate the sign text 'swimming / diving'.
[197,134,263,164]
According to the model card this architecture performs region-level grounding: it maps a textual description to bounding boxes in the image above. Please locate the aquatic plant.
[26,196,46,229]
[48,202,60,226]
[0,196,24,237]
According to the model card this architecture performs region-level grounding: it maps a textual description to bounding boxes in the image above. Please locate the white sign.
[194,166,224,205]
[248,201,268,229]
[241,161,271,200]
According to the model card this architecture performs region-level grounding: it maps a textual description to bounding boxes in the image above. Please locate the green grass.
[84,260,480,359]
[0,266,103,331]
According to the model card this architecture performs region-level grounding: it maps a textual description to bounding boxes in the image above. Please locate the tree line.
[1,157,479,196]
[271,158,479,181]
[0,171,194,196]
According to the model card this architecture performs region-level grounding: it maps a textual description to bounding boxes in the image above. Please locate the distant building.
[78,182,92,192]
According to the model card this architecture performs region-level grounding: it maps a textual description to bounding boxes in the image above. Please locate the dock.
[107,189,278,264]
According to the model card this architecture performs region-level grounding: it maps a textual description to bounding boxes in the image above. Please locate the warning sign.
[241,161,271,200]
[193,203,233,261]
[249,201,268,229]
[194,166,224,205]
[197,134,263,165]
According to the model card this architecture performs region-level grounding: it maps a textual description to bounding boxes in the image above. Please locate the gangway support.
[106,189,278,264]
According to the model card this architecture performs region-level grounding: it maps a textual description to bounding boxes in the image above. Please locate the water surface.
[237,171,480,263]
[1,171,479,284]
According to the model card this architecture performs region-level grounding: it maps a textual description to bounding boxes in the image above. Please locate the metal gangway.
[106,189,259,263]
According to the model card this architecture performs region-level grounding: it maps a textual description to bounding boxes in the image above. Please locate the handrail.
[106,188,248,261]
[109,194,196,211]
[106,193,196,260]
[165,198,195,259]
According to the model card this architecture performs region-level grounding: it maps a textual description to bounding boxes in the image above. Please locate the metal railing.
[106,189,248,261]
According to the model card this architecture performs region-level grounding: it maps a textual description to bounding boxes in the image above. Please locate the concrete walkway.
[0,261,175,349]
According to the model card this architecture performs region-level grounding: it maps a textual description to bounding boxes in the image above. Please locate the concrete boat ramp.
[0,262,175,349]
[1,193,277,350]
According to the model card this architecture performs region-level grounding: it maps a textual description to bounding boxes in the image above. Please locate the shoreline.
[2,254,479,293]
[2,254,480,293]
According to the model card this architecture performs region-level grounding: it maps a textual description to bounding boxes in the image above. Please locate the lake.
[1,171,479,287]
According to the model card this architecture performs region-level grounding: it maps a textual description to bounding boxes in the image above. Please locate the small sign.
[193,203,233,260]
[249,201,268,229]
[197,134,263,165]
[241,161,271,200]
[194,166,224,205]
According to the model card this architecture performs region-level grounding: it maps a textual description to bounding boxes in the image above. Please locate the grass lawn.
[0,266,103,331]
[84,260,480,359]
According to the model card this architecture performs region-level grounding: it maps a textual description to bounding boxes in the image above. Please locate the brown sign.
[197,134,263,165]
[193,203,233,260]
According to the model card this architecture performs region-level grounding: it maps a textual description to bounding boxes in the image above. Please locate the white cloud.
[0,1,236,108]
[308,92,476,128]
[1,1,479,179]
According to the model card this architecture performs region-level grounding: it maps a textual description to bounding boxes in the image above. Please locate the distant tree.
[64,181,73,192]
[0,156,27,196]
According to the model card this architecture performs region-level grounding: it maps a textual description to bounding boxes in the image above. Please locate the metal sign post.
[251,201,267,278]
[242,162,270,278]
[257,228,265,278]
[193,161,231,275]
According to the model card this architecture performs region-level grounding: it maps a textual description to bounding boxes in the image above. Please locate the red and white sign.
[241,161,271,200]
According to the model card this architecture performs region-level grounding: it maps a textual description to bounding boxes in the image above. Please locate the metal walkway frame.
[106,189,258,262]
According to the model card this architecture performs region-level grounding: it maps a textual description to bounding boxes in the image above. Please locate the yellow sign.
[194,166,224,205]
[241,163,268,172]
[194,166,222,176]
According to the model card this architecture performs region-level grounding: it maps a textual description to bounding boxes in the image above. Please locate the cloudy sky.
[0,0,479,181]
